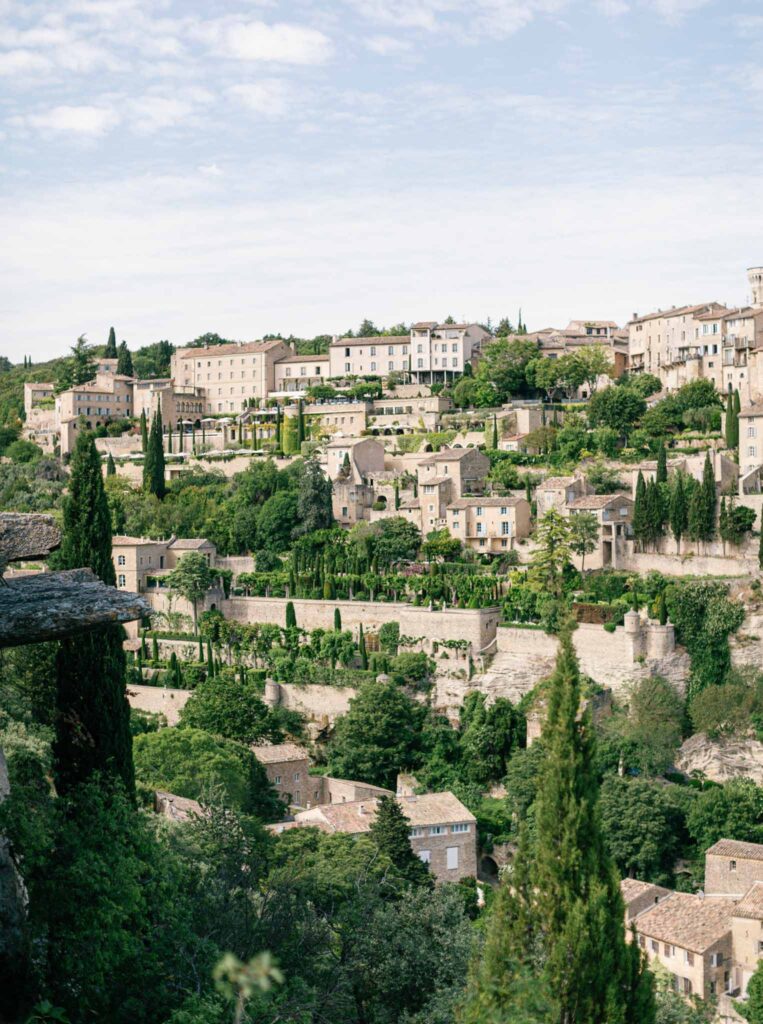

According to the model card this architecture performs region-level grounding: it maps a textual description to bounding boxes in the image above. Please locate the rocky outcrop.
[676,733,763,785]
[0,568,150,647]
[0,512,60,570]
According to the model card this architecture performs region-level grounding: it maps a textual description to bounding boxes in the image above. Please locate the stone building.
[112,535,216,592]
[563,493,634,570]
[535,474,592,517]
[445,496,531,553]
[279,790,478,882]
[170,338,292,413]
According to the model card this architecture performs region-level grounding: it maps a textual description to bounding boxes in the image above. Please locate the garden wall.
[126,683,191,725]
[220,596,500,651]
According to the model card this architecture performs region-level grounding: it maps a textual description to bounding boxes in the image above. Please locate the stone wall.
[126,683,191,725]
[221,596,500,650]
[620,537,758,577]
[267,681,356,724]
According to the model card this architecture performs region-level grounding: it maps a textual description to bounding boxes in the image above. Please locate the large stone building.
[112,535,216,592]
[626,837,763,1016]
[170,339,292,413]
[445,496,531,553]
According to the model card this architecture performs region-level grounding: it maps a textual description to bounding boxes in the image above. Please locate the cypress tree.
[492,414,499,449]
[700,452,716,542]
[116,340,133,376]
[719,497,729,552]
[656,441,667,484]
[668,471,688,553]
[275,405,282,453]
[106,452,116,477]
[285,601,297,629]
[759,522,763,571]
[206,641,215,679]
[152,636,159,662]
[198,638,204,661]
[297,399,305,446]
[334,608,342,631]
[358,623,368,670]
[687,476,703,543]
[462,628,655,1024]
[167,421,173,454]
[140,409,148,453]
[632,471,647,550]
[394,482,400,510]
[104,326,118,358]
[369,795,431,887]
[725,392,738,450]
[143,410,166,499]
[52,430,135,798]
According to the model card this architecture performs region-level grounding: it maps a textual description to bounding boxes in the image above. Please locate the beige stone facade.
[273,354,330,393]
[112,535,216,592]
[446,496,531,553]
[739,404,763,476]
[564,493,634,570]
[170,339,292,413]
[535,474,592,517]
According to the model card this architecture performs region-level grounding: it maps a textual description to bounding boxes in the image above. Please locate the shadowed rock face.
[0,569,150,648]
[0,512,60,570]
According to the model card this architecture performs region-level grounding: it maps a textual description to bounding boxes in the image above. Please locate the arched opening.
[480,855,499,883]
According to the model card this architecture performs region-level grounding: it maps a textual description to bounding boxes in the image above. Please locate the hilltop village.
[5,266,763,1024]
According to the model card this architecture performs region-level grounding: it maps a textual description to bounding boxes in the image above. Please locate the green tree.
[369,794,431,886]
[294,457,333,536]
[334,607,342,631]
[374,516,421,567]
[569,511,599,574]
[358,623,368,669]
[285,601,297,629]
[104,326,118,357]
[51,430,134,797]
[179,671,290,745]
[599,776,686,885]
[143,409,166,499]
[56,335,96,391]
[725,390,740,450]
[139,409,148,453]
[459,692,524,787]
[106,451,116,476]
[527,510,571,600]
[475,337,538,402]
[166,551,214,633]
[463,629,654,1024]
[737,959,763,1022]
[587,385,646,435]
[632,470,647,550]
[116,340,134,376]
[668,471,688,553]
[665,580,744,696]
[656,441,668,484]
[574,344,614,396]
[326,680,424,789]
[256,491,298,551]
[133,726,277,814]
[698,452,717,542]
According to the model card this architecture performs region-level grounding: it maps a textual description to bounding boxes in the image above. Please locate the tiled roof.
[628,303,723,325]
[176,339,286,358]
[635,892,734,953]
[418,448,478,464]
[620,878,671,907]
[738,405,763,419]
[448,497,525,510]
[252,742,310,765]
[277,354,328,363]
[733,882,763,920]
[537,476,575,489]
[169,538,212,549]
[412,321,437,329]
[706,839,763,861]
[567,494,632,509]
[293,791,476,834]
[112,535,167,546]
[330,335,408,348]
[400,499,420,509]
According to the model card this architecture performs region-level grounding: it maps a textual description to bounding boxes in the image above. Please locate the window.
[370,346,376,356]
[429,825,445,836]
[371,362,377,371]
[476,506,484,516]
[389,361,394,371]
[345,362,351,372]
[451,823,469,833]
[417,359,423,368]
[685,951,694,966]
[117,574,126,587]
[710,953,723,967]
[683,979,692,996]
[638,936,645,949]
[285,367,292,377]
[476,523,484,535]
[730,861,738,872]
[293,772,301,781]
[664,945,673,957]
[446,847,459,870]
[403,346,408,355]
[651,940,659,953]
[749,426,757,438]
[388,345,394,355]
[501,521,511,535]
[409,827,423,838]
[452,343,458,352]
[300,367,307,376]
[417,344,423,353]
[620,507,629,516]
[341,507,348,517]
[418,850,431,863]
[452,358,458,367]
[117,555,126,565]
[274,775,282,785]
[344,347,350,357]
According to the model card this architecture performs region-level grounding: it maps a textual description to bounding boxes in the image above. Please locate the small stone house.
[535,474,592,517]
[564,493,634,570]
[445,496,531,553]
[252,743,311,807]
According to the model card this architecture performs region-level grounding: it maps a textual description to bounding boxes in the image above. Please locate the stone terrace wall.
[221,596,500,650]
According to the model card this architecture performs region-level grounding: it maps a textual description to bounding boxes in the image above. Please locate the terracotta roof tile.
[706,839,763,861]
[252,743,310,764]
[733,882,763,920]
[634,893,734,953]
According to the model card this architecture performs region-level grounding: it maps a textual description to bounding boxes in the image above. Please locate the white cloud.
[0,48,52,74]
[228,80,291,116]
[201,19,334,64]
[596,0,629,15]
[199,162,223,177]
[127,90,212,132]
[365,34,413,54]
[19,103,121,136]
[646,0,710,22]
[344,0,569,39]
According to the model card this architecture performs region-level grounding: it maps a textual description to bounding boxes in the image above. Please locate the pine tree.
[116,340,133,376]
[462,628,654,1024]
[140,409,148,453]
[106,452,116,477]
[334,608,342,631]
[632,471,647,551]
[358,623,368,670]
[668,471,688,553]
[369,795,431,887]
[52,431,134,798]
[656,441,667,484]
[285,601,297,629]
[104,326,118,358]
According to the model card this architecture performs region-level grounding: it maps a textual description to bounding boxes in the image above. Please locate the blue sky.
[1,0,762,359]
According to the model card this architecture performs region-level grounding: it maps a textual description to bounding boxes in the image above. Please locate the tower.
[748,266,763,308]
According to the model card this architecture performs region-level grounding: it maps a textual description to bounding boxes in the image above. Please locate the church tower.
[748,266,763,307]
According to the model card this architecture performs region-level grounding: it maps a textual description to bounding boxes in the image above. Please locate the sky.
[1,0,762,360]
